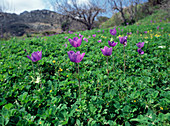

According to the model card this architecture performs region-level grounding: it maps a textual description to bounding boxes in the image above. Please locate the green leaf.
[4,103,13,110]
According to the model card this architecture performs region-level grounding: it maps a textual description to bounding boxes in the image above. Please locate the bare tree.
[50,0,106,30]
[107,0,129,25]
[127,0,142,22]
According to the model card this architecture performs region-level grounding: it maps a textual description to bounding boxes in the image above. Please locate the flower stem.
[78,63,81,97]
[31,62,35,76]
[123,46,126,75]
[112,55,114,72]
[37,62,42,88]
[107,56,110,92]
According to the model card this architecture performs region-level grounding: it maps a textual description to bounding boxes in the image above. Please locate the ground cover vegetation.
[0,17,169,125]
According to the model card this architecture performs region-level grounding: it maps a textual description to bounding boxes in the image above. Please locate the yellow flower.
[39,104,41,106]
[50,90,52,93]
[160,107,163,110]
[107,103,109,105]
[140,34,142,36]
[39,122,42,124]
[75,89,76,91]
[134,100,136,102]
[52,60,56,63]
[67,75,68,77]
[59,68,63,71]
[76,109,78,111]
[144,37,148,39]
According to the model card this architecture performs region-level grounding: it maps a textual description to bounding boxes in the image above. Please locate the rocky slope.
[0,10,85,36]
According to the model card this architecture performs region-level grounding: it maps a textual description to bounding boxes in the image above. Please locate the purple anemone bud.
[138,48,144,55]
[136,42,144,48]
[83,38,88,42]
[98,40,102,43]
[101,46,112,56]
[79,34,83,38]
[108,41,118,47]
[67,51,85,63]
[27,50,42,62]
[92,34,96,37]
[63,43,67,48]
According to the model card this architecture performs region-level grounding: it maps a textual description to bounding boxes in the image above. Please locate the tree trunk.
[120,10,127,25]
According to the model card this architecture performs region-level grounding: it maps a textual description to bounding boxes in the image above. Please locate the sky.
[1,0,52,14]
[1,0,113,17]
[1,0,147,18]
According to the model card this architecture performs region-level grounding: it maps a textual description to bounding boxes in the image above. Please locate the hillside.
[101,1,170,28]
[0,10,86,37]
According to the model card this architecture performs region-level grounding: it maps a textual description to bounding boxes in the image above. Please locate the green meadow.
[0,20,169,125]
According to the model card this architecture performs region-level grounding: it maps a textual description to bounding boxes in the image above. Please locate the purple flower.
[98,39,102,43]
[101,46,112,56]
[137,48,144,55]
[127,32,132,35]
[150,20,152,23]
[103,30,104,33]
[24,49,27,52]
[88,36,91,38]
[83,38,88,42]
[160,20,162,22]
[121,29,123,32]
[136,42,144,48]
[64,36,68,39]
[63,43,67,48]
[161,27,163,29]
[68,31,73,34]
[75,34,77,36]
[108,41,118,47]
[118,28,120,30]
[126,23,129,25]
[157,26,159,30]
[97,30,100,32]
[144,31,147,34]
[119,36,127,46]
[154,21,156,23]
[67,51,85,63]
[79,34,83,38]
[68,37,82,48]
[27,51,42,62]
[92,34,96,37]
[110,28,117,36]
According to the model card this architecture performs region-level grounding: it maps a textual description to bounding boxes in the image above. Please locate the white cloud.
[4,0,47,14]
